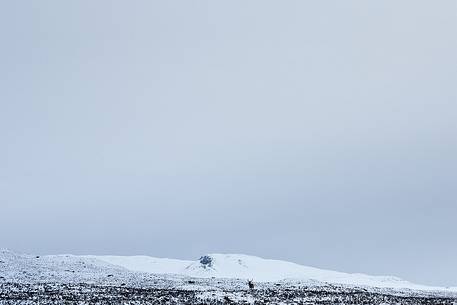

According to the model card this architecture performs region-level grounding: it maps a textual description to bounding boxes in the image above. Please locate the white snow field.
[1,249,455,294]
[89,253,452,292]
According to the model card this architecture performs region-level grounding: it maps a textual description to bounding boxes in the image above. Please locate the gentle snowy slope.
[91,253,450,291]
[86,255,192,274]
[1,249,454,293]
[0,249,129,283]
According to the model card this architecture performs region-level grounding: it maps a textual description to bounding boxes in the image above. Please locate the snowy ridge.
[86,255,192,275]
[91,253,453,292]
[0,249,130,284]
[1,249,455,294]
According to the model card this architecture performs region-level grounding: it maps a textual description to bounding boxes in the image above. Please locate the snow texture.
[90,252,454,292]
[1,248,456,301]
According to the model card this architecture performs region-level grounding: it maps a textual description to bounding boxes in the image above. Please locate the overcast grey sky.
[0,1,456,286]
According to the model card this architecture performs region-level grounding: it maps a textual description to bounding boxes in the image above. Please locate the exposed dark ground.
[0,283,455,305]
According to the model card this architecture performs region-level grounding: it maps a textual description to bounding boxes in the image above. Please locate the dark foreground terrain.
[1,283,456,305]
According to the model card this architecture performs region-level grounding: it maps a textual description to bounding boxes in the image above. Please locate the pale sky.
[0,1,456,286]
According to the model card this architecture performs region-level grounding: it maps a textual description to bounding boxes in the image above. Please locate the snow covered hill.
[0,249,134,284]
[85,254,192,275]
[90,253,452,292]
[1,249,455,294]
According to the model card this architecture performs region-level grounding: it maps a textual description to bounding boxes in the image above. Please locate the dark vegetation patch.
[0,282,455,305]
